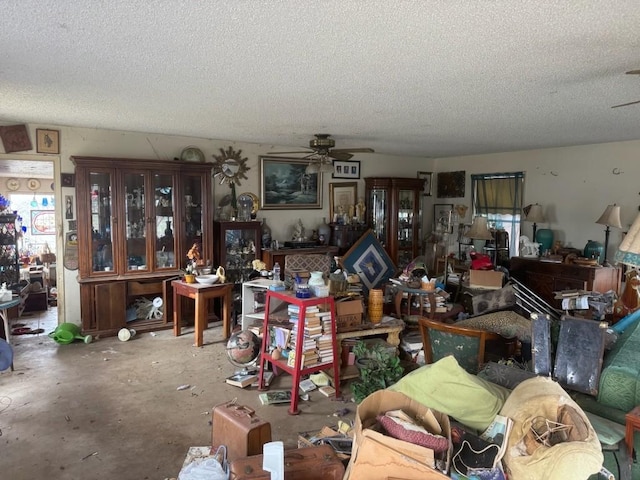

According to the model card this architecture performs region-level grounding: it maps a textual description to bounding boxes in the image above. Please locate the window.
[471,172,524,256]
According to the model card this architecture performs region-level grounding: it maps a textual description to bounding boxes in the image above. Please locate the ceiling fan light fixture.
[305,163,320,175]
[319,161,335,174]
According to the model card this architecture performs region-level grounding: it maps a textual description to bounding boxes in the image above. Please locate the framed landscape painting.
[259,156,322,209]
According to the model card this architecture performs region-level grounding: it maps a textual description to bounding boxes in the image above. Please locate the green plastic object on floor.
[48,323,93,345]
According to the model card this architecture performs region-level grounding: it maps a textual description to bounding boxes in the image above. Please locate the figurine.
[356,197,366,223]
[292,218,305,241]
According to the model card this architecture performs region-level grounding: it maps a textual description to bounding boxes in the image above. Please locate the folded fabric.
[377,409,449,453]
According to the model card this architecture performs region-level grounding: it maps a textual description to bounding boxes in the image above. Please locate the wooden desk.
[172,280,233,347]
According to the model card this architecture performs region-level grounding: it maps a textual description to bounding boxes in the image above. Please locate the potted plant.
[351,340,404,403]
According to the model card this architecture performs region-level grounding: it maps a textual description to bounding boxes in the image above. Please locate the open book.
[479,414,513,468]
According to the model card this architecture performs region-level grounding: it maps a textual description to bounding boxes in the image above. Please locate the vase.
[318,218,331,246]
[261,218,272,249]
[584,240,604,263]
[184,274,196,284]
[368,289,384,324]
[535,229,554,253]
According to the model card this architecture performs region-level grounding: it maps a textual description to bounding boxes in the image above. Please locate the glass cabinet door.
[124,172,146,271]
[89,172,113,272]
[181,174,204,267]
[369,188,387,247]
[397,188,416,269]
[154,173,176,269]
[214,221,261,284]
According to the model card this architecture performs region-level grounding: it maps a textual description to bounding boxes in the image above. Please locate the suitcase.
[229,445,345,480]
[212,400,272,461]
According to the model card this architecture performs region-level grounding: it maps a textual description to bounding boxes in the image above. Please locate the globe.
[226,330,261,370]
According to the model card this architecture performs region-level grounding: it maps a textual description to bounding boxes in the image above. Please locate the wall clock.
[27,178,41,191]
[6,178,20,191]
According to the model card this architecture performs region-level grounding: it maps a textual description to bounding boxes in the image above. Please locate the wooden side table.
[625,405,640,459]
[172,280,233,347]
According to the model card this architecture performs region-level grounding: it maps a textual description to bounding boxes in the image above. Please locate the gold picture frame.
[36,128,60,154]
[329,182,357,219]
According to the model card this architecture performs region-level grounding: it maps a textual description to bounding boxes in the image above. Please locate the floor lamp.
[524,203,545,242]
[596,203,622,265]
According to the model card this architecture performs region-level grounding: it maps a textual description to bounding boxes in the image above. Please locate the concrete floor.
[0,308,358,479]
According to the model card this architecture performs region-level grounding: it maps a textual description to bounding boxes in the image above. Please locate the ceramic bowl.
[195,274,219,285]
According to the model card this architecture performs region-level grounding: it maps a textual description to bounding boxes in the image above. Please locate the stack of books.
[281,304,337,369]
[421,291,450,313]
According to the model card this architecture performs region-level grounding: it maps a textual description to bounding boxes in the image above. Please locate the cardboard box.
[469,269,504,289]
[345,390,451,480]
[335,298,364,332]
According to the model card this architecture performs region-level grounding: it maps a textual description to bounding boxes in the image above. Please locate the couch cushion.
[389,355,510,431]
[598,319,640,412]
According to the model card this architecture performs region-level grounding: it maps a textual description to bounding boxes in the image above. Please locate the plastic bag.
[178,446,229,480]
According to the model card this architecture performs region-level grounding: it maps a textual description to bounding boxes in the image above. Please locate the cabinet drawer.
[553,277,588,291]
[128,280,163,296]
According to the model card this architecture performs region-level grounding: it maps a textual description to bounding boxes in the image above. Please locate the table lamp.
[524,203,545,241]
[467,216,493,253]
[596,203,622,265]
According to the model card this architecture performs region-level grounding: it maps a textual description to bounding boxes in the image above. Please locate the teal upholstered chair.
[419,318,506,374]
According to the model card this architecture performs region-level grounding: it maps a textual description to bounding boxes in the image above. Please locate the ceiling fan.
[268,134,374,173]
[612,70,640,108]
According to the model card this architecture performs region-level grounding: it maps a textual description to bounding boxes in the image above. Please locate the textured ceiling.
[2,1,640,158]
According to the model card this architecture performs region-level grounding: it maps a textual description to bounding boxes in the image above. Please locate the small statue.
[519,236,540,257]
[356,197,366,223]
[187,243,201,264]
[292,218,305,241]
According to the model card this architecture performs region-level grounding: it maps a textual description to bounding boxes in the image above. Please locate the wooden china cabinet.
[72,156,213,337]
[365,177,424,270]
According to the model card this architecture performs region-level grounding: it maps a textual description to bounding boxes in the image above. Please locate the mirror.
[212,146,250,185]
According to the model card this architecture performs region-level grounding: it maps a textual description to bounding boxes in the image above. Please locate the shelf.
[258,290,340,415]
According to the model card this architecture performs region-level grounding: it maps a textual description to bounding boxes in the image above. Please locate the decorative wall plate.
[239,191,259,214]
[6,178,20,191]
[27,178,41,190]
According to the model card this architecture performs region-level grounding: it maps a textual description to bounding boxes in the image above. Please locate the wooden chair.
[418,317,507,374]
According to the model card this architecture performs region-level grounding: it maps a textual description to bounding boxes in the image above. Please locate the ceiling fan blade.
[266,150,311,155]
[329,151,354,161]
[331,148,375,154]
[611,99,640,108]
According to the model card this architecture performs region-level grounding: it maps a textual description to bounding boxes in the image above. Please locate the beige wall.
[432,140,640,258]
[3,122,640,326]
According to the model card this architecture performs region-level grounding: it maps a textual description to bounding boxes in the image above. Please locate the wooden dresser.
[509,257,621,307]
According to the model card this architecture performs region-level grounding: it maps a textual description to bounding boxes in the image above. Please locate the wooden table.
[172,280,233,347]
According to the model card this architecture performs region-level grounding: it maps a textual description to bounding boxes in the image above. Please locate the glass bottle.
[261,218,272,249]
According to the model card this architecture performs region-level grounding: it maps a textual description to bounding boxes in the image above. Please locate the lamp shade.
[615,212,640,267]
[467,216,493,240]
[596,204,622,228]
[524,203,545,223]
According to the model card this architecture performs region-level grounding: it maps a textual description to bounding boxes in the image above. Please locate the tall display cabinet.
[364,177,424,271]
[0,213,19,286]
[213,220,262,284]
[72,156,213,337]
